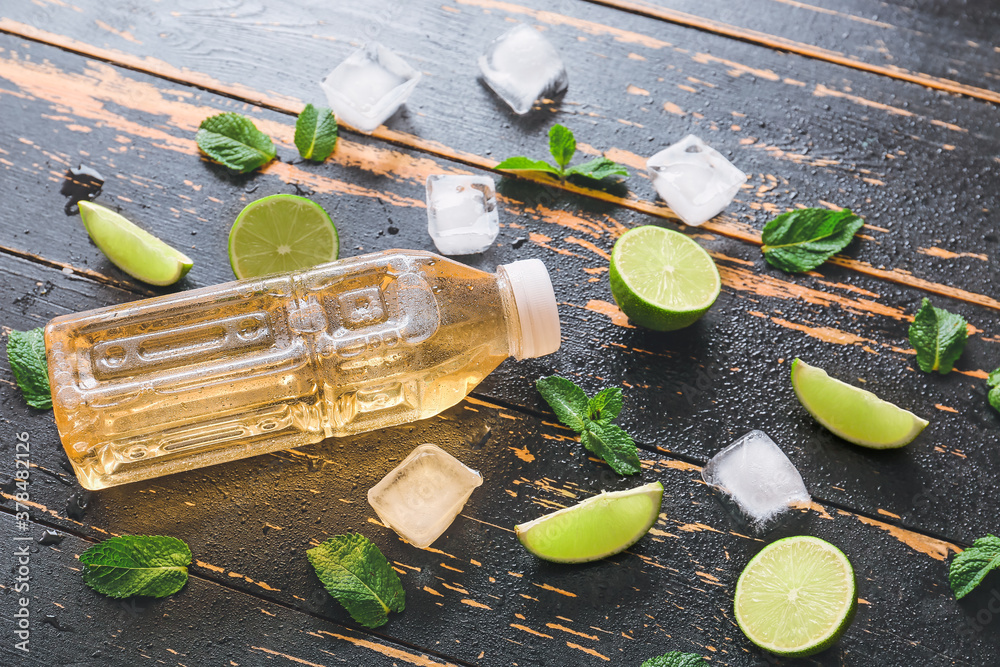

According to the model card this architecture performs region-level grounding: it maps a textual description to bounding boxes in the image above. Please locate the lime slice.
[609,226,721,331]
[791,358,928,449]
[515,481,663,563]
[735,535,857,657]
[228,194,338,279]
[78,201,193,286]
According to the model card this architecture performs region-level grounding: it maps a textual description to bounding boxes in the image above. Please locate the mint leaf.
[581,420,641,476]
[307,534,405,628]
[294,104,338,162]
[80,536,191,598]
[949,535,1000,599]
[6,328,52,409]
[548,124,576,171]
[497,125,628,184]
[761,208,865,273]
[641,652,709,667]
[196,112,276,173]
[537,377,639,474]
[536,375,589,433]
[988,368,1000,413]
[909,298,968,374]
[565,157,629,181]
[495,156,561,176]
[588,387,623,421]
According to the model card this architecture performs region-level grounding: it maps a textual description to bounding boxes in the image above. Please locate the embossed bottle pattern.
[45,250,560,490]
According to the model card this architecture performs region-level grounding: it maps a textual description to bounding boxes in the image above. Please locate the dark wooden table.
[1,1,999,665]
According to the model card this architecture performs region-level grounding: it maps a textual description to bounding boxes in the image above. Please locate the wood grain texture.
[0,34,999,548]
[583,0,1000,103]
[0,514,460,667]
[0,2,998,665]
[2,340,998,665]
[1,0,998,308]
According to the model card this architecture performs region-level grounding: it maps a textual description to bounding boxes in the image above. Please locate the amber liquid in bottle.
[46,250,557,490]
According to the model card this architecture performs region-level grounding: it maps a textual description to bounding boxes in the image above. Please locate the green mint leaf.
[761,208,865,273]
[909,298,968,374]
[80,535,191,598]
[548,124,576,171]
[641,652,710,667]
[536,375,590,433]
[294,104,338,162]
[988,368,1000,414]
[495,156,562,176]
[565,157,630,181]
[581,420,641,476]
[307,534,405,628]
[6,328,52,409]
[588,387,623,422]
[196,112,276,173]
[949,534,1000,599]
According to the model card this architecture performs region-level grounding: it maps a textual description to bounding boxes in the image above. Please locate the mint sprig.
[497,124,629,183]
[80,535,191,598]
[536,376,640,475]
[294,104,339,162]
[987,368,1000,413]
[761,207,864,273]
[641,652,710,667]
[307,534,405,628]
[196,112,276,173]
[6,328,52,409]
[949,534,1000,599]
[909,298,968,374]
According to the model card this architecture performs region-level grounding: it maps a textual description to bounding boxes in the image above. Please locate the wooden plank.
[0,40,999,546]
[583,0,1000,104]
[1,1,999,309]
[2,342,997,664]
[0,513,462,666]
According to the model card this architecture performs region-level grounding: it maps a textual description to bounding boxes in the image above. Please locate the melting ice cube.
[320,42,421,134]
[368,444,483,549]
[646,135,747,226]
[426,174,499,255]
[701,430,810,529]
[478,24,568,115]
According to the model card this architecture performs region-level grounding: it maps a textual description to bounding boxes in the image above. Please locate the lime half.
[228,194,338,279]
[515,481,663,563]
[791,358,928,449]
[609,226,721,331]
[78,201,193,286]
[735,536,857,657]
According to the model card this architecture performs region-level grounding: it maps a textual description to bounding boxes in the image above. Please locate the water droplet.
[38,529,65,546]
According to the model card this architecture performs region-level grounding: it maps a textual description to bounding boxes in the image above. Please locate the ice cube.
[478,24,568,115]
[426,174,499,255]
[701,430,810,529]
[646,135,747,226]
[368,444,483,549]
[320,42,421,134]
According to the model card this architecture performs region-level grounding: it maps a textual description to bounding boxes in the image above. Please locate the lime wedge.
[515,481,663,563]
[609,226,721,331]
[791,358,928,449]
[78,201,193,286]
[735,535,857,657]
[228,194,338,279]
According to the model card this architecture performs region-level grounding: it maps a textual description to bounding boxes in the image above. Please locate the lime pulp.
[515,481,663,563]
[791,358,928,448]
[228,194,338,279]
[735,535,857,657]
[608,226,721,331]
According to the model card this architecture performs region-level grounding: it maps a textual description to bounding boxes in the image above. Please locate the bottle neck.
[495,259,561,361]
[496,268,525,360]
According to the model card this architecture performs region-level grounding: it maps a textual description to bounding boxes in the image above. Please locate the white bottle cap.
[500,259,561,360]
